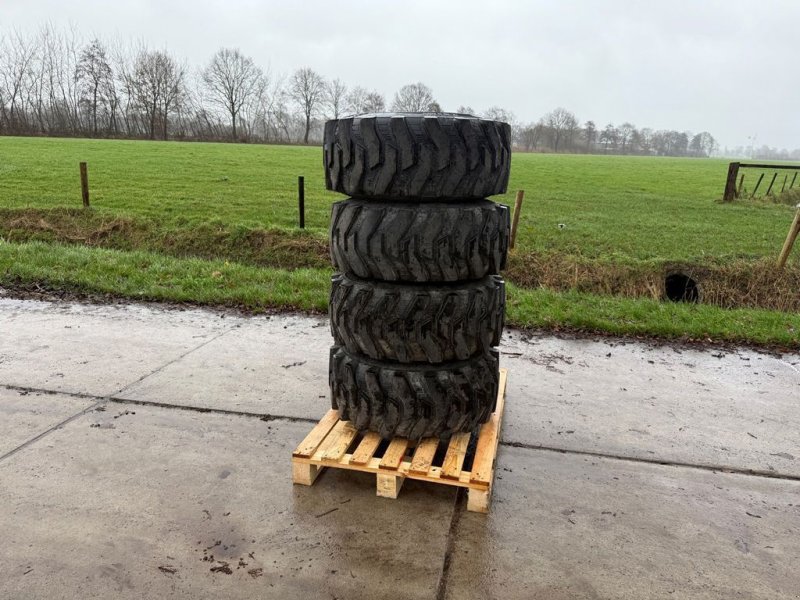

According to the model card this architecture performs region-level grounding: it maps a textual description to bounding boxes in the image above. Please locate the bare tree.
[674,131,690,156]
[346,86,385,113]
[599,123,619,153]
[518,120,545,152]
[544,107,578,152]
[249,74,287,142]
[272,88,295,141]
[481,106,515,123]
[202,48,262,141]
[38,23,82,134]
[345,86,366,114]
[363,91,385,112]
[391,82,437,112]
[582,120,597,152]
[629,128,643,155]
[325,77,347,118]
[111,40,141,136]
[618,122,636,155]
[127,48,186,140]
[0,29,37,132]
[289,67,325,144]
[76,38,113,135]
[698,131,717,157]
[637,128,653,155]
[105,67,120,135]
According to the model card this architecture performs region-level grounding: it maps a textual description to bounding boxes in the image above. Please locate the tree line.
[0,26,443,145]
[725,144,800,161]
[509,107,718,157]
[1,24,718,157]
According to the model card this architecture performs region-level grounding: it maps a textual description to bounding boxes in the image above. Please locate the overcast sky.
[2,0,798,150]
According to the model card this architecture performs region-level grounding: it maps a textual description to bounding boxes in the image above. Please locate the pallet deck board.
[320,420,359,462]
[441,432,470,480]
[292,368,507,514]
[312,420,351,461]
[292,409,339,459]
[379,438,410,470]
[350,432,382,466]
[409,438,439,475]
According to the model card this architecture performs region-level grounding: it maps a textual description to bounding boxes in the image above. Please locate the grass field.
[1,136,798,347]
[1,136,796,260]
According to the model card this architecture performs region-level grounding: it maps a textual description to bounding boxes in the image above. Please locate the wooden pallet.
[292,368,507,513]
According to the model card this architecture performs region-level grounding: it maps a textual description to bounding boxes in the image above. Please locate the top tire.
[323,113,511,201]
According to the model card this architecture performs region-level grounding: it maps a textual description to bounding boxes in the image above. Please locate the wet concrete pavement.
[0,296,798,599]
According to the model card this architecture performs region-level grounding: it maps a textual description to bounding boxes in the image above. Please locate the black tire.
[329,346,499,439]
[330,199,509,282]
[330,273,504,363]
[323,113,511,200]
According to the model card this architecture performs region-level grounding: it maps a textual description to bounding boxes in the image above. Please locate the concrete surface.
[447,446,800,600]
[0,405,454,600]
[0,299,230,396]
[1,296,798,599]
[119,314,331,417]
[500,331,800,478]
[0,387,95,456]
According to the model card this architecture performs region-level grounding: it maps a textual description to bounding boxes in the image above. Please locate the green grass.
[0,135,798,347]
[1,136,797,262]
[0,240,330,311]
[507,283,799,346]
[0,136,341,231]
[1,241,797,347]
[509,155,798,261]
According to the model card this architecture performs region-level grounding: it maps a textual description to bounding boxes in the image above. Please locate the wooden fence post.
[765,172,778,197]
[298,176,305,229]
[737,173,745,198]
[510,190,524,250]
[723,162,739,202]
[751,173,765,199]
[776,205,800,268]
[79,162,90,208]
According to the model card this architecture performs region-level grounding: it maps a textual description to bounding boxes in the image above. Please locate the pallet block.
[292,368,508,513]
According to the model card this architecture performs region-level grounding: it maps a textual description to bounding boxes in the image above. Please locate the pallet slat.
[350,432,382,465]
[321,420,359,461]
[292,409,339,458]
[312,420,351,461]
[470,369,508,485]
[409,438,439,475]
[441,432,470,480]
[379,438,410,470]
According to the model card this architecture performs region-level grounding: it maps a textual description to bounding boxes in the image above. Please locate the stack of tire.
[323,112,511,440]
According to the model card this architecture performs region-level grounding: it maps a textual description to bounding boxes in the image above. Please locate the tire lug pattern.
[330,273,504,364]
[324,113,510,200]
[329,346,499,439]
[330,199,509,283]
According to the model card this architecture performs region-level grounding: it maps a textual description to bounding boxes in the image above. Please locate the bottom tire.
[329,346,499,439]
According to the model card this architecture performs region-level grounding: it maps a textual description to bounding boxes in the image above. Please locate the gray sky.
[2,0,798,150]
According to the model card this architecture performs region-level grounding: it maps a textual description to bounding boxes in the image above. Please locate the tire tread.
[329,346,499,439]
[330,273,505,363]
[324,114,511,200]
[330,199,510,282]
